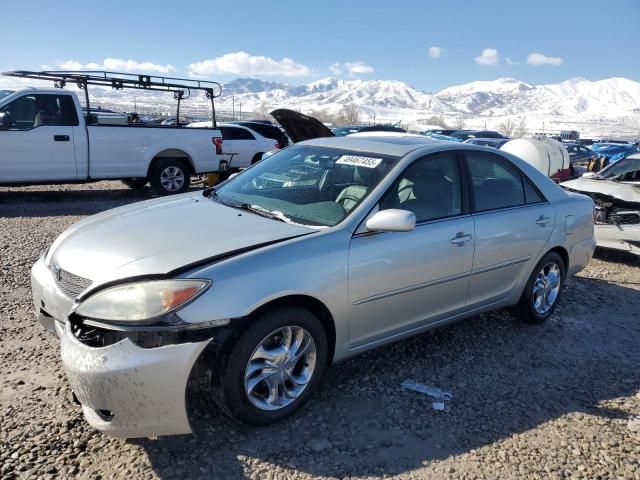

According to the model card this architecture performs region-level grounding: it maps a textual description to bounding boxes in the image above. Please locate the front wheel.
[515,251,565,323]
[211,307,328,425]
[149,158,191,195]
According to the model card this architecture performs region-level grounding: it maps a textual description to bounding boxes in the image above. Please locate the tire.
[251,153,264,165]
[121,178,147,189]
[149,158,191,195]
[515,251,565,324]
[211,307,328,426]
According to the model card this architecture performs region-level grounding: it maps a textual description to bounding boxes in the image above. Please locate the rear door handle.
[451,232,473,246]
[536,215,551,226]
[53,135,70,142]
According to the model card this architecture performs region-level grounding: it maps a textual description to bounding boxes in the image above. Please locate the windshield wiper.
[228,203,288,223]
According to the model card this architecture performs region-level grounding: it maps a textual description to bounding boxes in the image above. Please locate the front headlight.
[75,279,211,323]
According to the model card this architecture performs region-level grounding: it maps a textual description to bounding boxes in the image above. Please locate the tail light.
[212,137,223,155]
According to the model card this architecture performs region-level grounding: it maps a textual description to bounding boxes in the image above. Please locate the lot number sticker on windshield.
[336,155,383,168]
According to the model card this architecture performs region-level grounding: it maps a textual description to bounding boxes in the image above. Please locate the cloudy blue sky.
[1,0,638,90]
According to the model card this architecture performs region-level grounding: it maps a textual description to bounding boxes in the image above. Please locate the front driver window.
[381,153,462,222]
[0,94,78,130]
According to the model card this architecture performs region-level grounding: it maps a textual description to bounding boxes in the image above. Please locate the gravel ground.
[1,181,639,480]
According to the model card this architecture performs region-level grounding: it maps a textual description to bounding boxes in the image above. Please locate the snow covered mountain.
[1,73,638,136]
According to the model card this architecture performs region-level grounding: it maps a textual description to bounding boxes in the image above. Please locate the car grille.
[52,266,93,299]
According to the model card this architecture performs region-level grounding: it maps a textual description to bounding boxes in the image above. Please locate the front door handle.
[53,135,70,142]
[536,215,551,226]
[451,232,473,246]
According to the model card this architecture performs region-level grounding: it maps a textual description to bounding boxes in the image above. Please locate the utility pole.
[239,100,242,120]
[134,96,137,113]
[232,96,235,120]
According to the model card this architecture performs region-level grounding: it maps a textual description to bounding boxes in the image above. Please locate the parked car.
[561,154,640,255]
[424,128,457,136]
[32,135,596,438]
[451,130,506,141]
[229,120,290,148]
[464,138,509,149]
[332,124,406,136]
[332,125,368,136]
[187,122,281,168]
[0,89,14,99]
[564,143,595,163]
[0,76,223,195]
[160,117,190,127]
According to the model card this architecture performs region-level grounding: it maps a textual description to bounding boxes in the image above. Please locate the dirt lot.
[1,181,639,480]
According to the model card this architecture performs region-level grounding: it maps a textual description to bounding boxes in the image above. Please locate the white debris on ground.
[400,380,453,411]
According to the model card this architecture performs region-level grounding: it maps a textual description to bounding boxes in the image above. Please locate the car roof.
[301,134,453,157]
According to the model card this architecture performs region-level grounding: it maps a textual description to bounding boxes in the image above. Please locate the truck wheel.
[211,307,328,426]
[121,178,147,189]
[150,158,191,195]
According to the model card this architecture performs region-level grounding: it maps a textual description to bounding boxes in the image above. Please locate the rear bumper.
[595,224,640,255]
[567,234,597,277]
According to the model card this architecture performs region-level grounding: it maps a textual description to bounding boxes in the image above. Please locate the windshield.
[0,90,14,100]
[596,157,640,181]
[212,145,399,227]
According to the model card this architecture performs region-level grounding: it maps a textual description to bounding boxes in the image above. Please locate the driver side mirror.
[366,209,416,232]
[0,112,13,129]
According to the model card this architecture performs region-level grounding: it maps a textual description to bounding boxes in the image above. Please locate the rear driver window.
[466,152,525,212]
[221,126,255,140]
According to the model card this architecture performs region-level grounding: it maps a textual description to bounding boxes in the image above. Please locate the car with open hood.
[32,135,596,438]
[561,153,640,255]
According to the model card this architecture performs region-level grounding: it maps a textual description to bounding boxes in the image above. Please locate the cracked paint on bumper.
[61,324,211,438]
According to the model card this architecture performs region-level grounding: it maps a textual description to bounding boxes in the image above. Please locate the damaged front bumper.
[61,323,210,438]
[595,223,640,255]
[31,255,216,438]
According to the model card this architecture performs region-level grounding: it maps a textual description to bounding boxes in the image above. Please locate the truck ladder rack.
[2,70,222,127]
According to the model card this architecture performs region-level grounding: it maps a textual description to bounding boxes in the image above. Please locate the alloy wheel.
[160,166,185,192]
[244,325,317,411]
[532,261,562,314]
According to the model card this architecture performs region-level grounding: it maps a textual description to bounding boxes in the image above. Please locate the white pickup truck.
[0,74,224,195]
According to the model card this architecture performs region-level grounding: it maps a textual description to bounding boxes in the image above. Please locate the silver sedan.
[31,135,596,437]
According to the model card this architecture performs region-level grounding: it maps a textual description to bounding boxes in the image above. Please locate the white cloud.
[55,58,175,73]
[344,61,373,75]
[428,46,443,59]
[474,48,499,65]
[329,61,373,77]
[188,51,311,77]
[329,62,342,75]
[527,52,563,66]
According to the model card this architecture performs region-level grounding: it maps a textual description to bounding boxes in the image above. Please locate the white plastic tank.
[500,136,570,178]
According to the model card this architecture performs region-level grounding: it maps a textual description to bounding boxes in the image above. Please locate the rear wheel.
[149,158,191,195]
[251,153,264,165]
[121,178,147,189]
[515,252,565,323]
[211,307,328,425]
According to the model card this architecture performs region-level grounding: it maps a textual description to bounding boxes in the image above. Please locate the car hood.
[270,108,334,143]
[560,177,640,203]
[49,193,313,289]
